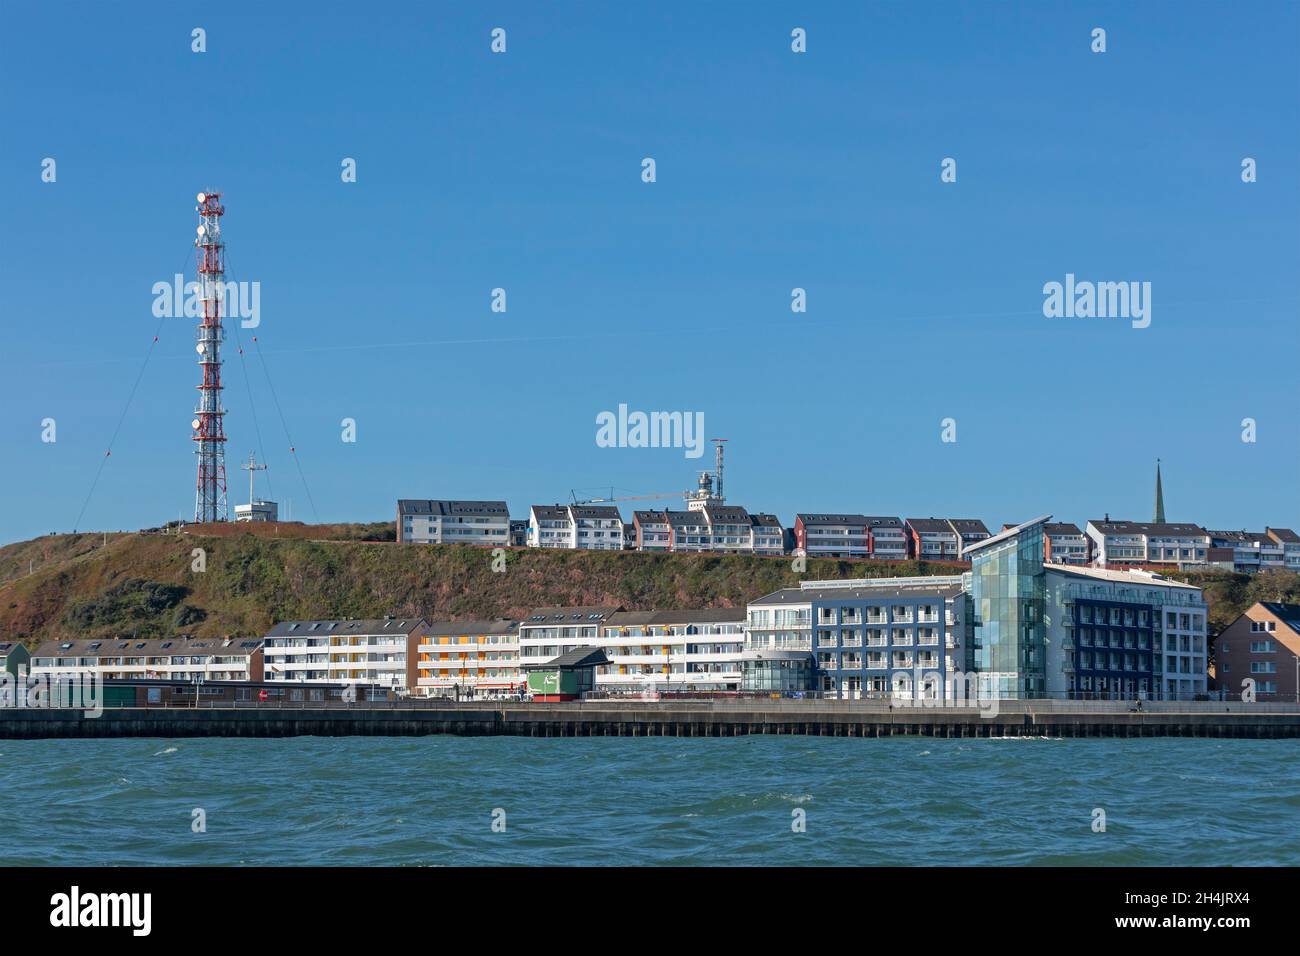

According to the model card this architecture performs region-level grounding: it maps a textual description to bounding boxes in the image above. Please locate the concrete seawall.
[2,701,1299,739]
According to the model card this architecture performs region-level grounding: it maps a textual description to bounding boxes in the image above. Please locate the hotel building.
[1215,602,1300,702]
[262,618,426,691]
[745,576,972,700]
[415,619,521,698]
[397,500,511,547]
[904,518,961,561]
[29,636,264,682]
[967,517,1208,701]
[633,507,783,555]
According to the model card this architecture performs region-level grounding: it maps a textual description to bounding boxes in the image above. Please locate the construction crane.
[569,489,687,506]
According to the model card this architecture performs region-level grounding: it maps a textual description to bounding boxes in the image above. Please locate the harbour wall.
[2,700,1298,739]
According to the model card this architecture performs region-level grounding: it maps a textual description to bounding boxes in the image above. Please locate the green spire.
[1153,459,1165,523]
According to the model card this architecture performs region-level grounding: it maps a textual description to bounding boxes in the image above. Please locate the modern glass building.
[965,517,1049,699]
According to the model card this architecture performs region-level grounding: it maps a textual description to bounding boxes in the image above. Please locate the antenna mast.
[193,191,228,522]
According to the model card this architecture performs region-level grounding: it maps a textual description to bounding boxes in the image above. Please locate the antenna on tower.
[193,190,229,523]
[712,438,728,501]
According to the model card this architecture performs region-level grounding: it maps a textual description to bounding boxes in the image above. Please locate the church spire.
[1153,459,1165,523]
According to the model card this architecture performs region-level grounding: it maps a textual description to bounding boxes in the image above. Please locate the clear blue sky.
[1,1,1297,544]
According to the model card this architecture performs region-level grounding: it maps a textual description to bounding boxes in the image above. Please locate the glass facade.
[969,523,1046,698]
[740,653,814,692]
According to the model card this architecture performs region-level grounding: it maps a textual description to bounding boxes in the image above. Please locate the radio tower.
[192,191,228,523]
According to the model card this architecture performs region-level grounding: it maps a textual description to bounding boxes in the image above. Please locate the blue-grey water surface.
[2,737,1296,865]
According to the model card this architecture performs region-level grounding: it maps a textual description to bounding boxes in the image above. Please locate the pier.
[2,700,1299,739]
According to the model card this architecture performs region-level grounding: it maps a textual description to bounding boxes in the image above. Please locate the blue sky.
[1,1,1297,544]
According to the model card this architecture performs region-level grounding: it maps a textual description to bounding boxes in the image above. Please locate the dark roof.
[704,505,751,523]
[530,504,569,520]
[665,511,707,528]
[422,619,518,637]
[1266,527,1300,544]
[397,499,508,517]
[32,635,264,658]
[797,513,871,527]
[523,646,610,671]
[633,510,668,524]
[1207,530,1274,546]
[751,583,963,605]
[948,519,990,536]
[1089,519,1207,536]
[1044,522,1083,535]
[571,505,621,520]
[265,618,426,637]
[1259,603,1300,633]
[750,513,782,528]
[906,518,956,534]
[522,606,622,624]
[864,516,904,529]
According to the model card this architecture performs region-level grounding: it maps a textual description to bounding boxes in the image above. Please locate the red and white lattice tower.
[193,191,228,522]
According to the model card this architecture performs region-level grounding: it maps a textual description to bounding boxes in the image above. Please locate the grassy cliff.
[0,523,962,644]
[2,523,1295,646]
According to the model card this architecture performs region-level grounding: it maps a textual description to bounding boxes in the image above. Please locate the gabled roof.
[570,505,621,520]
[905,518,956,534]
[1044,522,1083,535]
[703,504,751,523]
[665,511,707,528]
[797,513,871,527]
[1266,527,1300,544]
[422,619,518,637]
[750,513,783,528]
[947,519,991,536]
[1258,603,1300,633]
[530,504,570,520]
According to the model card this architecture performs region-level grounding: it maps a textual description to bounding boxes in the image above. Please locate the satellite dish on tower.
[197,192,206,203]
[197,225,206,237]
[191,419,201,431]
[196,343,206,354]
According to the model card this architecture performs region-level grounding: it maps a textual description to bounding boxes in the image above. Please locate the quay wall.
[1,700,1299,739]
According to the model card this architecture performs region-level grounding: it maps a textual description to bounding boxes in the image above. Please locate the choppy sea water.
[1,737,1295,866]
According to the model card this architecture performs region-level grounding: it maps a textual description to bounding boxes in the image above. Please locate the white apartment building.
[30,636,264,682]
[397,500,511,547]
[750,513,785,555]
[262,618,426,691]
[1086,519,1210,568]
[636,507,783,555]
[1207,530,1287,573]
[1044,522,1089,564]
[518,606,618,668]
[415,619,521,698]
[527,504,625,550]
[745,576,972,700]
[1266,528,1300,569]
[517,606,748,692]
[1043,565,1208,701]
